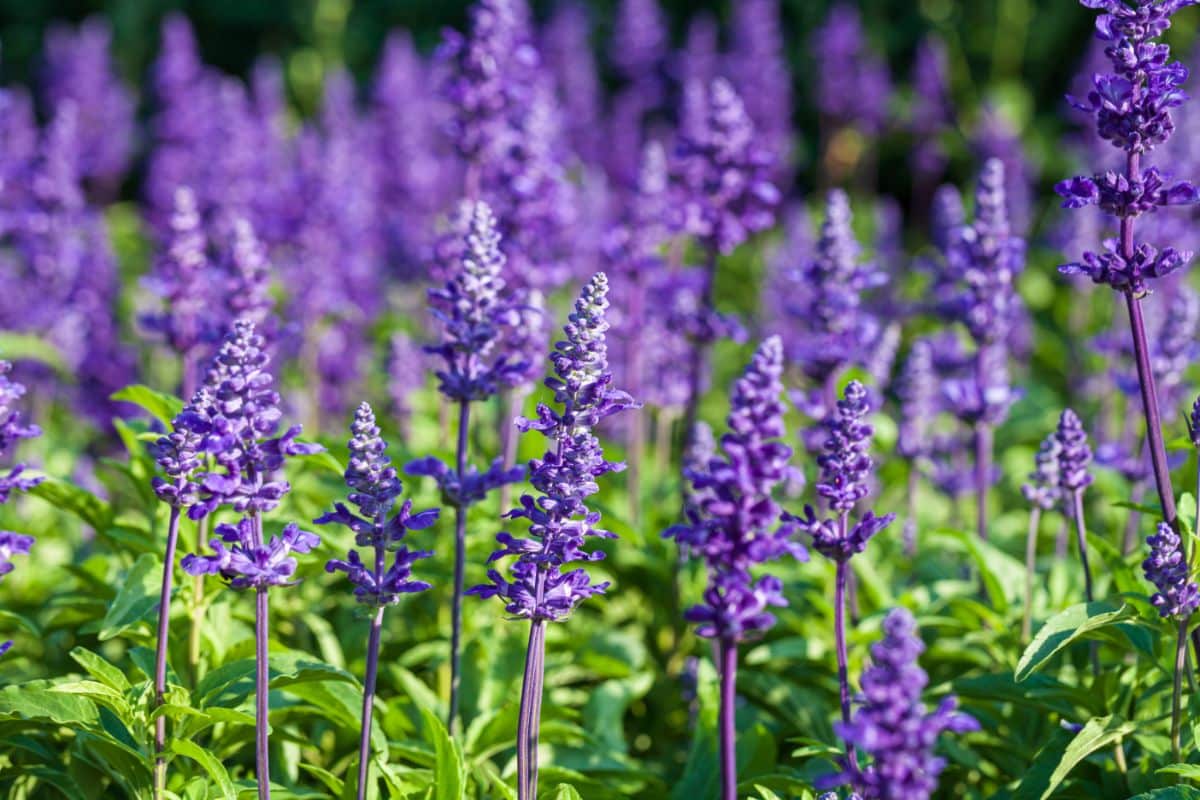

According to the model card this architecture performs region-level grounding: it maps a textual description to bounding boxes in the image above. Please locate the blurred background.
[0,0,1126,218]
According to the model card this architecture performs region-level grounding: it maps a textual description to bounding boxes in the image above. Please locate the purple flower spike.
[427,200,523,402]
[1022,432,1063,512]
[1054,410,1094,493]
[817,382,875,514]
[897,340,937,462]
[668,337,808,641]
[812,3,891,135]
[1144,522,1200,619]
[672,78,780,255]
[186,320,322,520]
[819,608,979,799]
[0,362,42,505]
[470,273,639,622]
[182,519,320,590]
[316,403,437,608]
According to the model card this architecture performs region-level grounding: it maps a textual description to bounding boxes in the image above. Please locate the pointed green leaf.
[170,738,237,800]
[1013,715,1136,800]
[27,476,114,530]
[69,647,133,693]
[99,553,161,641]
[553,785,584,800]
[0,332,69,373]
[1015,601,1134,682]
[0,681,99,726]
[110,384,184,426]
[422,707,466,800]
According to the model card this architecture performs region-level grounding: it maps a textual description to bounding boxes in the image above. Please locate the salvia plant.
[10,0,1200,798]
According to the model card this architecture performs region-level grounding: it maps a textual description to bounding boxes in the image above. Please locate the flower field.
[3,0,1200,798]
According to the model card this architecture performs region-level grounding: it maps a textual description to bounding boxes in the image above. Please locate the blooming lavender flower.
[1022,433,1063,512]
[931,185,965,254]
[141,186,216,394]
[672,78,780,256]
[39,17,135,191]
[785,190,887,390]
[1057,0,1200,295]
[317,403,437,799]
[183,320,321,520]
[1054,410,1094,493]
[610,0,667,84]
[666,337,804,800]
[180,322,319,800]
[668,337,807,639]
[471,273,636,800]
[540,3,603,165]
[897,341,937,463]
[910,36,953,191]
[973,106,1034,236]
[1145,522,1200,619]
[819,608,978,799]
[222,218,274,334]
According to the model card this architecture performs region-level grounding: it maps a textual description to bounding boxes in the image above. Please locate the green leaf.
[1158,763,1200,780]
[1128,788,1200,800]
[291,444,344,477]
[553,785,584,800]
[1015,601,1134,682]
[931,529,1025,612]
[171,738,238,800]
[422,707,466,800]
[98,553,162,641]
[1012,715,1136,800]
[0,681,99,726]
[110,384,184,426]
[298,763,345,797]
[27,476,114,530]
[69,647,133,693]
[51,681,131,722]
[0,331,69,373]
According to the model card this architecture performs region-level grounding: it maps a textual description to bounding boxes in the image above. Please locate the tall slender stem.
[1172,617,1187,763]
[718,639,738,800]
[251,514,271,800]
[153,505,182,798]
[1022,507,1041,644]
[1124,290,1177,528]
[681,248,719,460]
[517,620,546,800]
[356,601,385,800]
[974,420,993,542]
[833,558,858,771]
[450,399,471,733]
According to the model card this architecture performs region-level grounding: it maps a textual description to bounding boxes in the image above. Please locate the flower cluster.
[789,381,896,563]
[783,190,886,386]
[811,3,891,135]
[317,403,437,608]
[944,159,1025,346]
[1022,432,1063,512]
[148,390,211,509]
[426,201,524,402]
[0,362,42,504]
[1057,0,1200,293]
[671,78,780,255]
[470,273,638,621]
[667,337,808,642]
[405,457,524,509]
[183,517,320,590]
[185,320,321,519]
[1054,409,1094,493]
[820,608,979,798]
[1143,522,1200,619]
[896,339,936,462]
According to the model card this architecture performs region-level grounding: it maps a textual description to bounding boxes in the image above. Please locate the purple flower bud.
[1054,409,1094,493]
[1144,521,1200,619]
[1022,432,1063,512]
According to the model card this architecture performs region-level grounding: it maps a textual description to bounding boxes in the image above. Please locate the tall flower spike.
[811,3,891,136]
[819,608,979,798]
[1144,522,1200,619]
[897,340,936,462]
[317,403,438,608]
[186,319,322,519]
[0,362,42,504]
[427,201,522,401]
[667,336,808,642]
[1054,409,1094,493]
[672,78,780,255]
[470,273,638,621]
[1022,432,1063,512]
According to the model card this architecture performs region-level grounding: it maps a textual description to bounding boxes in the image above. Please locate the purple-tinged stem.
[356,600,385,800]
[1124,290,1177,528]
[251,514,271,800]
[681,248,719,460]
[833,558,858,771]
[973,344,993,542]
[449,399,470,733]
[1022,506,1041,644]
[517,619,546,800]
[718,639,738,800]
[153,505,183,798]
